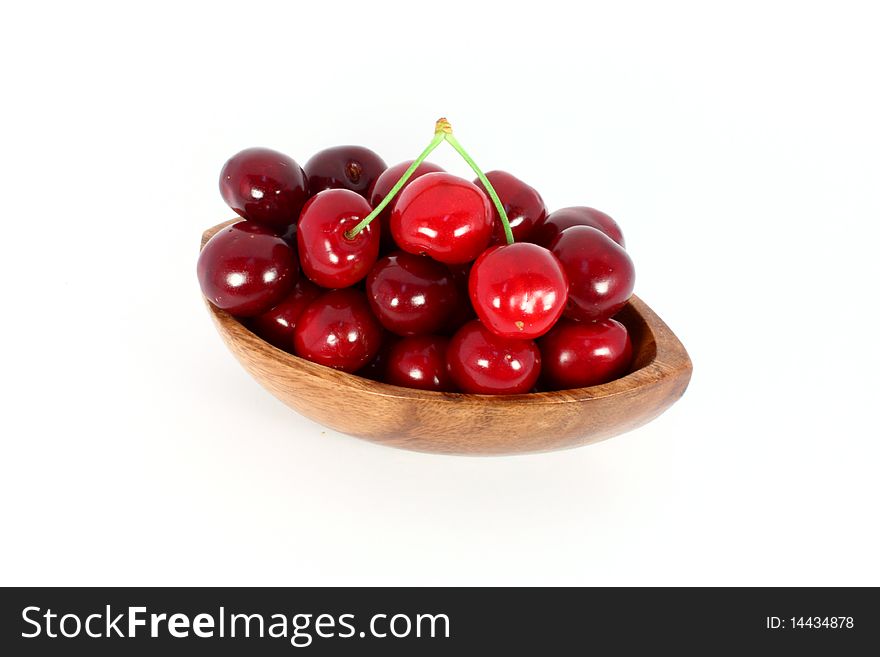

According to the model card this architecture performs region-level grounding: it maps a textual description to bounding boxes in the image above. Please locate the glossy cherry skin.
[197,221,298,317]
[303,145,387,198]
[473,170,546,244]
[391,172,493,264]
[370,160,445,252]
[550,226,635,322]
[385,335,455,392]
[293,289,383,372]
[366,252,459,336]
[219,148,309,230]
[468,243,568,339]
[539,318,632,389]
[249,278,321,351]
[532,206,625,248]
[446,321,541,394]
[297,189,380,288]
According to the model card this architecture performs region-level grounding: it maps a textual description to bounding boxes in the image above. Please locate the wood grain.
[201,220,693,455]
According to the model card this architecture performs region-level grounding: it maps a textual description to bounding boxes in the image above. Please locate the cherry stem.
[344,129,446,239]
[442,131,514,245]
[345,118,515,245]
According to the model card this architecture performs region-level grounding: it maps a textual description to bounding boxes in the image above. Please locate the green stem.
[443,132,514,245]
[345,130,446,239]
[345,118,514,245]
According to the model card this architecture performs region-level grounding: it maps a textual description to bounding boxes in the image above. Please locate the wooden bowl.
[201,220,692,455]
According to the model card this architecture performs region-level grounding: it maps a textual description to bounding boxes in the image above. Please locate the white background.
[2,0,878,586]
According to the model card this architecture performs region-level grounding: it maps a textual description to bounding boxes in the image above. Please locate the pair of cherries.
[199,123,635,393]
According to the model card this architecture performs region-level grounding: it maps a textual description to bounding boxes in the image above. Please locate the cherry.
[370,159,445,251]
[447,262,472,289]
[473,170,546,244]
[197,221,298,317]
[442,262,477,335]
[357,332,399,381]
[391,172,493,264]
[550,226,635,322]
[293,289,383,372]
[249,278,321,351]
[539,318,632,389]
[442,298,477,336]
[532,206,625,248]
[468,243,568,339]
[446,320,541,394]
[304,145,387,198]
[366,252,458,336]
[385,335,455,392]
[279,220,297,247]
[297,189,380,288]
[219,147,309,230]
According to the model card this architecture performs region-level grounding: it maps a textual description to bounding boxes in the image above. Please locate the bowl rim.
[202,219,691,406]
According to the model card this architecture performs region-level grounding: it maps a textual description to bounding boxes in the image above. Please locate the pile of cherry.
[198,121,636,394]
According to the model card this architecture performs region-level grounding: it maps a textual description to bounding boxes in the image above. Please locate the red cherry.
[391,172,493,264]
[249,278,321,351]
[468,243,568,339]
[366,252,458,336]
[446,320,541,394]
[473,170,546,244]
[446,262,472,289]
[297,189,380,288]
[293,289,383,372]
[385,335,455,392]
[279,220,297,247]
[303,145,387,198]
[197,221,298,317]
[219,148,309,230]
[443,299,477,336]
[369,160,445,252]
[442,262,477,335]
[532,206,625,248]
[357,332,399,381]
[550,226,635,322]
[539,318,632,389]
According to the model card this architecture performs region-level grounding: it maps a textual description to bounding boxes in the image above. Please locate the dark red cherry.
[293,289,383,372]
[197,221,298,317]
[357,332,399,381]
[219,148,309,230]
[249,278,322,351]
[446,321,541,394]
[447,262,472,289]
[279,220,297,247]
[532,206,625,248]
[370,160,445,251]
[539,318,632,389]
[385,335,455,392]
[366,252,458,336]
[442,262,477,335]
[473,170,546,244]
[297,189,380,288]
[443,299,477,336]
[550,226,635,322]
[303,145,387,198]
[391,172,493,264]
[468,243,568,339]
